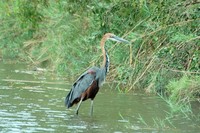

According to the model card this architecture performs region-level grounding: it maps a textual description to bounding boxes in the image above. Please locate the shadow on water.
[0,63,200,132]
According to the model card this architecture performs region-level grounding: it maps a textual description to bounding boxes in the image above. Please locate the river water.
[0,63,199,132]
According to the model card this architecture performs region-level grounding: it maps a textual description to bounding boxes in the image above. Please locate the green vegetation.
[0,0,199,116]
[119,112,176,130]
[166,75,200,113]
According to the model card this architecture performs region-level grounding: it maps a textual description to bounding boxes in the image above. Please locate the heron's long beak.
[111,36,130,44]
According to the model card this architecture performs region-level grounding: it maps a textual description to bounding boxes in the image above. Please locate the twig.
[164,67,200,74]
[130,18,200,43]
[128,56,156,91]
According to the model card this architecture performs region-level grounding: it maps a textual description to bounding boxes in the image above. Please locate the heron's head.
[103,33,129,44]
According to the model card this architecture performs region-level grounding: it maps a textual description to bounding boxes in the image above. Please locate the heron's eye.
[110,35,114,38]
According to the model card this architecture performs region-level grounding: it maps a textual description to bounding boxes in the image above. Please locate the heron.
[65,33,129,116]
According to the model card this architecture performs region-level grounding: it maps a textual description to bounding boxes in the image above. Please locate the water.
[0,63,199,132]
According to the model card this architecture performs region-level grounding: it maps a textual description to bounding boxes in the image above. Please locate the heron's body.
[66,67,102,108]
[65,33,129,115]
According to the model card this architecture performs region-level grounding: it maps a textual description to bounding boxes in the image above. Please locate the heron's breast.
[82,80,99,100]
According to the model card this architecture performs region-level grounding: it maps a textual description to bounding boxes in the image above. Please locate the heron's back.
[65,69,98,108]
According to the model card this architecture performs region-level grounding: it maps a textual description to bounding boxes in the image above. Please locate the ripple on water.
[0,109,55,132]
[0,95,9,99]
[0,86,12,90]
[67,125,87,130]
[14,70,35,75]
[21,86,45,93]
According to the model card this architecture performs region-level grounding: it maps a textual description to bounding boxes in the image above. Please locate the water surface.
[0,63,199,132]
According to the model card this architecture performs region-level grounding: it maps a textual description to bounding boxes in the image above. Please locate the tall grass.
[166,75,200,113]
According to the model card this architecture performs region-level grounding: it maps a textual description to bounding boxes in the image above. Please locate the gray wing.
[65,68,98,108]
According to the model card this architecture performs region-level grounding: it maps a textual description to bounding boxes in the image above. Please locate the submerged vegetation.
[0,0,199,118]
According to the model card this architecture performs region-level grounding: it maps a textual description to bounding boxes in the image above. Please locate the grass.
[166,75,200,113]
[119,112,177,131]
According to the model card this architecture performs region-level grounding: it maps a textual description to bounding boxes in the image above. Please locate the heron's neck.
[100,39,110,75]
[105,49,110,74]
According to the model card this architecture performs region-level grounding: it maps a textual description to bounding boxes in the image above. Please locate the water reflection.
[0,63,199,132]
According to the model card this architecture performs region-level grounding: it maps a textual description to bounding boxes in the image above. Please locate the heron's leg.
[75,98,83,115]
[90,100,94,116]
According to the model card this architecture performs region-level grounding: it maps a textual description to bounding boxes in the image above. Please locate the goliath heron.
[65,33,129,116]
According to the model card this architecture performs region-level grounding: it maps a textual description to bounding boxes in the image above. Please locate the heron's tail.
[65,91,72,108]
